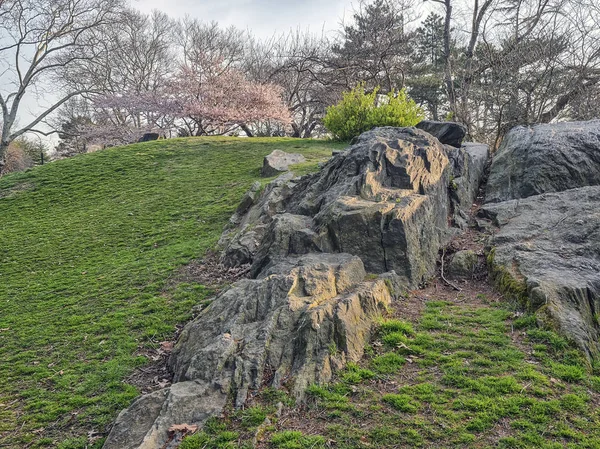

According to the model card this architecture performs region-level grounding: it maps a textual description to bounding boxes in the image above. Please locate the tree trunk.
[239,123,254,137]
[441,0,457,118]
[0,140,10,175]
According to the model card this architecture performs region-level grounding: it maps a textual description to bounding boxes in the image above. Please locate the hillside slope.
[0,137,344,449]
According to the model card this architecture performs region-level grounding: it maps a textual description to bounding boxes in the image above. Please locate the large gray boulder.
[104,127,492,448]
[416,120,468,147]
[261,150,306,177]
[482,187,600,358]
[485,120,600,203]
[482,120,600,357]
[221,127,453,287]
[103,254,391,449]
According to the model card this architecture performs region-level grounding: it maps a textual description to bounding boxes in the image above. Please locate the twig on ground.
[441,247,462,292]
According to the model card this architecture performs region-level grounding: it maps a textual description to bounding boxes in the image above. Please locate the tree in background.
[52,98,95,159]
[244,30,336,138]
[0,0,123,172]
[2,137,48,173]
[408,13,448,120]
[331,0,417,93]
[324,83,424,141]
[44,0,600,153]
[85,60,291,144]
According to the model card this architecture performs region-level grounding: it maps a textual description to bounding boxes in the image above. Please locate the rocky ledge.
[220,127,487,287]
[103,126,489,449]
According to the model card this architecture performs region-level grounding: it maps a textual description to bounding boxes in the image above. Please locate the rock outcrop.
[221,127,456,287]
[482,120,600,358]
[485,120,600,204]
[261,150,306,177]
[483,187,600,357]
[416,120,468,147]
[446,143,489,228]
[103,126,490,449]
[103,254,391,449]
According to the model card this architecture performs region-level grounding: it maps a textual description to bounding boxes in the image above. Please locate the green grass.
[0,136,343,448]
[189,301,600,448]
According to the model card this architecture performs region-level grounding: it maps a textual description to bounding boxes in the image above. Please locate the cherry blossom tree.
[87,60,291,144]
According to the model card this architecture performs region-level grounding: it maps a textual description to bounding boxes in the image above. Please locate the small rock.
[416,120,468,147]
[138,132,159,142]
[447,250,478,278]
[261,150,306,177]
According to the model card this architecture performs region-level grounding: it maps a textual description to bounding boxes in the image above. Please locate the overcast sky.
[132,0,352,38]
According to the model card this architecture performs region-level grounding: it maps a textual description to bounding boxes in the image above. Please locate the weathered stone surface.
[261,150,306,177]
[221,127,452,287]
[482,187,600,358]
[416,120,468,147]
[104,254,391,449]
[103,389,169,449]
[447,250,478,279]
[235,181,262,216]
[219,173,297,267]
[485,120,600,203]
[106,127,486,448]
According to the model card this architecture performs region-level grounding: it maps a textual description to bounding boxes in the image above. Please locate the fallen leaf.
[168,423,198,434]
[160,341,174,352]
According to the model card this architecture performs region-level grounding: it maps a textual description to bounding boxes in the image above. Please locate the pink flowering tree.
[86,60,291,144]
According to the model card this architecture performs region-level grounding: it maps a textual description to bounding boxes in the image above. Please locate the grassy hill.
[0,137,344,448]
[3,136,600,449]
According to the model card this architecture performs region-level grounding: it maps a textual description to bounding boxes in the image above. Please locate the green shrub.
[323,83,425,141]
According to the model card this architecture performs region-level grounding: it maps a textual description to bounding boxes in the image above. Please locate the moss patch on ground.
[0,137,344,448]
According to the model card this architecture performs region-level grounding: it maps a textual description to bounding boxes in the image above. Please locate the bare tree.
[174,19,248,136]
[90,8,176,136]
[0,0,123,171]
[244,30,336,138]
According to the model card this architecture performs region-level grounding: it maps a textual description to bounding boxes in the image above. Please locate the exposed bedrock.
[485,120,600,204]
[220,127,487,287]
[482,120,600,358]
[483,187,600,358]
[446,142,489,228]
[103,254,391,449]
[103,126,490,449]
[415,120,468,147]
